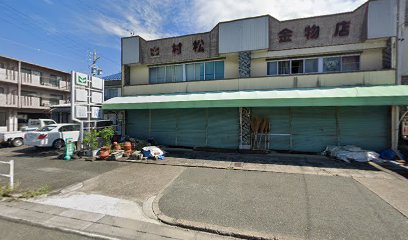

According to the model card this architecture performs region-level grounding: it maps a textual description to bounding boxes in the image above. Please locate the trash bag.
[142,146,164,159]
[322,145,381,163]
[379,149,398,160]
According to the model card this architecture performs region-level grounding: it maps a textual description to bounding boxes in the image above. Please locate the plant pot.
[113,142,121,151]
[124,141,132,151]
[99,146,110,160]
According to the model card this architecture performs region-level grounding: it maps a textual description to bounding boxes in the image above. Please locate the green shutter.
[177,109,207,147]
[150,109,177,146]
[207,108,239,149]
[291,107,337,152]
[338,106,390,151]
[127,110,149,139]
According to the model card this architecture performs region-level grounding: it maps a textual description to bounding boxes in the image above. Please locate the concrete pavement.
[0,146,124,191]
[155,168,408,240]
[0,218,96,240]
[0,200,236,240]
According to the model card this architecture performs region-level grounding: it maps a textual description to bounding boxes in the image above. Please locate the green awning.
[103,85,408,110]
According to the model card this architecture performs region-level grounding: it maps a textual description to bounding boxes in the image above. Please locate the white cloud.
[190,0,368,31]
[74,0,368,40]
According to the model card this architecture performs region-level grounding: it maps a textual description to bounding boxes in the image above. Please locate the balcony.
[123,70,396,96]
[0,68,18,83]
[0,93,18,107]
[20,96,48,109]
[21,74,70,92]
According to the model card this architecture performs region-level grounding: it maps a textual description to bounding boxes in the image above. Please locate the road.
[0,146,125,191]
[0,218,96,240]
[158,167,408,240]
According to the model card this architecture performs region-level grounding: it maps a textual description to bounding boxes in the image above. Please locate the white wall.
[368,0,397,39]
[219,16,269,53]
[122,37,140,64]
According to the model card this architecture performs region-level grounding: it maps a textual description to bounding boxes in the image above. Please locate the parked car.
[0,119,57,147]
[20,119,57,132]
[24,124,80,149]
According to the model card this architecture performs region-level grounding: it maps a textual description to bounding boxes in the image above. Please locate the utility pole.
[87,50,103,132]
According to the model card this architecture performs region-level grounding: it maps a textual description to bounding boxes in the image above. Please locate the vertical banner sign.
[71,71,105,147]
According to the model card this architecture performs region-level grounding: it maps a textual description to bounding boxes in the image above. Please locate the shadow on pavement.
[165,148,380,171]
[9,146,63,158]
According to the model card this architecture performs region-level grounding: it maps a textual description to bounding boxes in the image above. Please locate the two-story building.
[104,0,408,153]
[0,55,71,131]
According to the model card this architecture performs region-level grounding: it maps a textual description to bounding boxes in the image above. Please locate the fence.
[0,160,14,189]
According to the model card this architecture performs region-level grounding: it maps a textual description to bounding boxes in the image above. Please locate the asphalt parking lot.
[0,146,125,191]
[158,168,408,240]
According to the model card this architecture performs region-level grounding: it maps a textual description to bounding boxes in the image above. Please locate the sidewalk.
[0,200,236,240]
[124,151,396,180]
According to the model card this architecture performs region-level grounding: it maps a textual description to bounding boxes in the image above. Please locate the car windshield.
[37,126,57,132]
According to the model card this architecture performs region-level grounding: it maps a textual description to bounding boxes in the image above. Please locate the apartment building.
[104,0,408,153]
[0,55,70,132]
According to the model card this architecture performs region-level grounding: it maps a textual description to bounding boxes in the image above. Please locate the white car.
[24,124,80,149]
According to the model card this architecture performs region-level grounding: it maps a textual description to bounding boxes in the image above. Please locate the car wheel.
[53,139,65,149]
[11,138,24,147]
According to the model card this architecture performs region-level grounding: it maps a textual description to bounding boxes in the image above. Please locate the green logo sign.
[76,73,88,86]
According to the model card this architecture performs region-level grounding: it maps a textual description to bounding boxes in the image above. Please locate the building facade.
[0,55,71,131]
[104,0,408,153]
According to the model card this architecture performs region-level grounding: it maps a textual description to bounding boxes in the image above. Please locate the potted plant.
[83,129,99,157]
[99,126,115,160]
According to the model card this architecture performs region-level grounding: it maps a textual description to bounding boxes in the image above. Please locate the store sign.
[76,72,88,86]
[91,91,103,104]
[91,76,103,90]
[91,107,102,119]
[75,89,87,102]
[75,106,87,118]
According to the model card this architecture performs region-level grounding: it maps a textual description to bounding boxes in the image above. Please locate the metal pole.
[9,160,14,190]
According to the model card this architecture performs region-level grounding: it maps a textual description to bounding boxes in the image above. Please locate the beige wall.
[224,54,239,79]
[360,48,383,71]
[130,64,149,85]
[251,57,266,77]
[123,70,395,96]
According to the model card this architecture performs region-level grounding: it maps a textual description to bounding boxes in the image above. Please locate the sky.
[0,0,367,76]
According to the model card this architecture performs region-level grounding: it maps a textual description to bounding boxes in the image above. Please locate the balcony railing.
[0,68,18,83]
[0,93,18,107]
[123,69,397,96]
[20,96,48,109]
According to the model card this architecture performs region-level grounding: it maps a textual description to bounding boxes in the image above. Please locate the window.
[150,61,224,83]
[323,57,341,72]
[214,61,224,80]
[304,58,318,73]
[205,62,215,80]
[44,120,56,125]
[342,56,360,72]
[291,60,303,74]
[186,63,204,81]
[278,61,290,75]
[267,62,278,76]
[105,88,120,100]
[267,55,359,75]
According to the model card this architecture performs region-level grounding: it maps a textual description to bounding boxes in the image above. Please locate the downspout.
[392,0,402,150]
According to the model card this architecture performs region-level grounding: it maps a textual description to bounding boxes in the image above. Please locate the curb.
[368,161,408,182]
[0,213,119,240]
[152,190,300,240]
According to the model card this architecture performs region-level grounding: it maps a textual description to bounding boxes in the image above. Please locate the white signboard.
[91,91,103,104]
[75,89,87,102]
[91,76,103,90]
[75,106,88,118]
[91,107,103,119]
[76,72,88,86]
